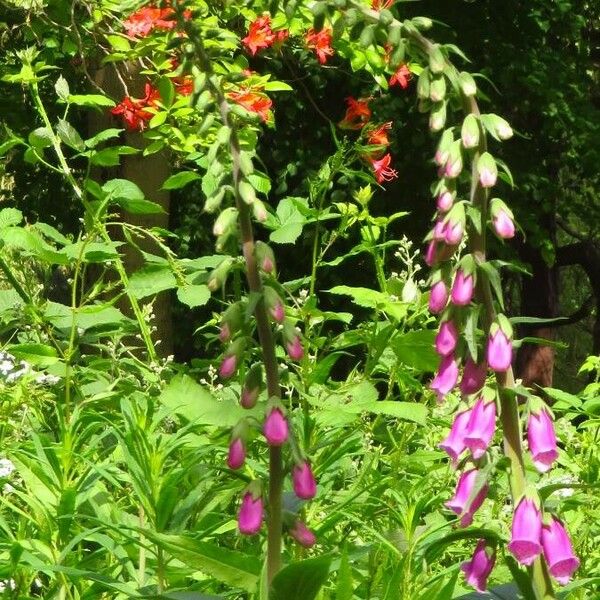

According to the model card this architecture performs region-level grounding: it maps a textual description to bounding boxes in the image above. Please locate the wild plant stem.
[189,32,283,584]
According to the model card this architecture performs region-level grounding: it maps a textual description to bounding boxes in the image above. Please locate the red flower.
[111,83,160,131]
[389,64,411,89]
[242,15,275,55]
[305,27,334,64]
[174,76,193,95]
[372,0,394,9]
[227,90,273,122]
[339,97,371,130]
[367,121,392,147]
[369,153,398,184]
[274,29,289,47]
[123,5,190,38]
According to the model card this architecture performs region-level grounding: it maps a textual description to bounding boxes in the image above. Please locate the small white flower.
[0,459,14,478]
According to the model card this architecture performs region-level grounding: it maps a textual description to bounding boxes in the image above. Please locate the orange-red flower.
[111,83,160,131]
[305,27,334,64]
[123,7,175,37]
[174,76,193,96]
[389,64,411,89]
[369,153,398,184]
[367,121,392,147]
[339,97,371,130]
[242,15,276,55]
[227,90,273,123]
[372,0,394,9]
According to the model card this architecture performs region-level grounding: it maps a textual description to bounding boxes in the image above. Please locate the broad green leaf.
[117,197,165,215]
[102,178,144,201]
[177,285,211,308]
[159,375,260,426]
[129,265,177,299]
[56,119,85,151]
[163,171,201,190]
[67,94,115,108]
[336,548,353,600]
[146,532,260,592]
[9,343,59,366]
[391,330,438,372]
[0,227,67,264]
[0,207,23,228]
[270,556,332,600]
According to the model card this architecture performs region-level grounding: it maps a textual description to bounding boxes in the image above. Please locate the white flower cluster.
[0,350,60,386]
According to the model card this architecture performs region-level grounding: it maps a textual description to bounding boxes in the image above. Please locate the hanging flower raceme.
[389,64,411,89]
[461,540,496,593]
[305,27,334,64]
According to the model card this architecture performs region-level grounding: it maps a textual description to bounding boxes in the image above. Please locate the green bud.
[213,207,238,237]
[255,241,276,275]
[459,71,477,97]
[238,180,257,205]
[429,76,446,102]
[461,114,480,149]
[359,24,376,48]
[416,67,430,100]
[429,102,447,132]
[208,257,234,292]
[429,45,445,74]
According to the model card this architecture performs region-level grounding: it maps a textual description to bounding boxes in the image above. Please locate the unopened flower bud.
[416,67,431,100]
[429,76,446,102]
[459,71,477,96]
[429,44,445,74]
[241,363,262,409]
[255,241,276,275]
[219,302,244,343]
[207,257,234,292]
[490,198,515,239]
[486,319,513,372]
[238,489,263,535]
[444,141,463,178]
[459,358,487,395]
[477,152,498,188]
[253,199,268,222]
[429,279,448,314]
[264,286,285,323]
[437,189,454,212]
[424,240,437,267]
[435,319,459,357]
[527,403,558,473]
[429,102,447,132]
[292,460,317,499]
[434,129,453,166]
[443,203,466,246]
[263,407,288,446]
[451,268,474,306]
[461,114,480,149]
[212,207,238,237]
[401,278,419,303]
[219,338,245,379]
[286,335,304,361]
[227,437,246,469]
[290,520,317,547]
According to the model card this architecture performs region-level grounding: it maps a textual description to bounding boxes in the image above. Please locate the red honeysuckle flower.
[242,14,276,55]
[389,64,411,89]
[227,89,273,123]
[174,76,194,95]
[369,153,398,184]
[367,121,392,147]
[305,27,334,64]
[123,5,188,38]
[111,83,161,132]
[372,0,394,10]
[339,96,371,130]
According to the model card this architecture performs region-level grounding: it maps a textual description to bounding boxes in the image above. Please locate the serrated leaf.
[391,330,438,372]
[56,119,85,151]
[0,207,23,228]
[55,75,69,101]
[129,265,177,298]
[102,178,144,201]
[177,285,210,308]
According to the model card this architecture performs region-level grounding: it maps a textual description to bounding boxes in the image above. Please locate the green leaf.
[0,207,23,228]
[85,128,123,148]
[9,343,59,366]
[270,222,303,244]
[159,375,260,426]
[478,262,505,311]
[102,178,144,201]
[56,119,85,151]
[55,75,70,101]
[146,532,260,592]
[117,198,165,215]
[391,330,438,372]
[177,285,211,308]
[270,556,332,600]
[106,34,131,52]
[0,227,67,264]
[67,94,115,108]
[128,265,177,299]
[335,548,353,600]
[157,76,176,108]
[542,387,582,410]
[28,127,53,150]
[263,80,293,92]
[162,171,201,190]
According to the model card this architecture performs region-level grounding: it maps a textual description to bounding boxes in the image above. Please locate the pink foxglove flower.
[290,520,317,547]
[430,354,459,402]
[451,269,474,306]
[527,406,558,473]
[219,354,237,379]
[437,190,454,212]
[445,468,488,527]
[459,358,487,395]
[292,461,317,500]
[507,497,542,566]
[461,539,496,592]
[435,320,459,357]
[238,491,263,535]
[425,240,437,267]
[286,335,304,361]
[227,437,246,470]
[444,220,464,245]
[429,280,449,314]
[464,397,496,460]
[486,329,512,372]
[541,516,580,585]
[263,408,288,446]
[493,208,516,239]
[438,407,472,466]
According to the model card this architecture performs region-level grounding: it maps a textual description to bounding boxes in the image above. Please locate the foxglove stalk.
[508,497,543,566]
[292,461,317,500]
[430,354,459,402]
[227,437,246,470]
[464,397,496,460]
[238,491,263,535]
[541,516,580,585]
[461,539,496,592]
[290,520,317,547]
[486,327,512,372]
[439,407,472,466]
[435,320,459,357]
[459,358,487,395]
[445,468,488,527]
[263,407,288,446]
[527,406,558,473]
[451,269,474,305]
[429,279,449,314]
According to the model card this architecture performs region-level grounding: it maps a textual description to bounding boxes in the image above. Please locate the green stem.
[189,32,284,584]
